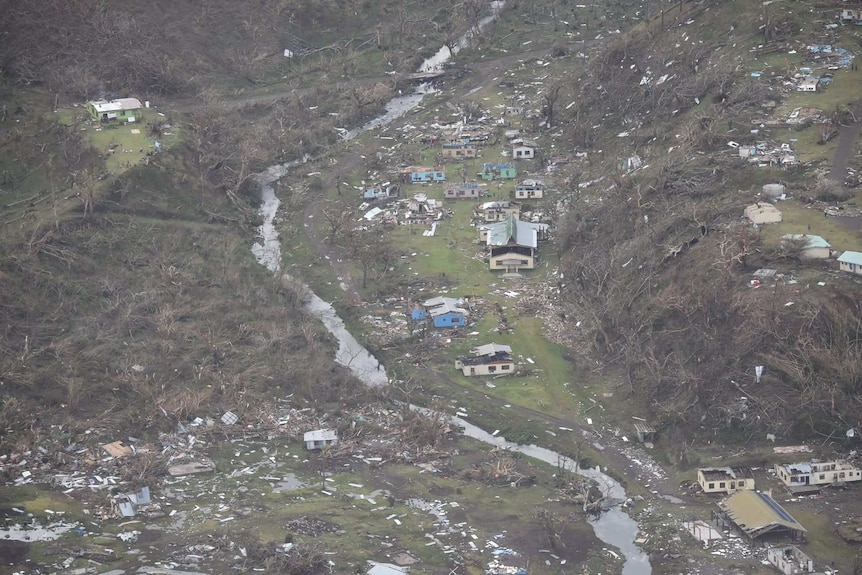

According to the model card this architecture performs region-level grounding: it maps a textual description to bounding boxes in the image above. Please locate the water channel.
[251,4,651,573]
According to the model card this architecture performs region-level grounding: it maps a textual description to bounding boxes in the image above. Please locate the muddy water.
[251,2,650,573]
[303,293,389,387]
[453,419,651,575]
[250,156,310,273]
[345,0,505,140]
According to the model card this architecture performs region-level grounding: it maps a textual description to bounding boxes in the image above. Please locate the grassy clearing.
[760,195,862,251]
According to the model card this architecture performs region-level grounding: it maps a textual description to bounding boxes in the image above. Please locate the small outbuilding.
[633,422,656,444]
[304,429,338,450]
[745,203,782,224]
[838,251,862,275]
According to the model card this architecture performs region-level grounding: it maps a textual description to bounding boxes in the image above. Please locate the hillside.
[2,1,862,574]
[546,0,862,442]
[0,0,482,448]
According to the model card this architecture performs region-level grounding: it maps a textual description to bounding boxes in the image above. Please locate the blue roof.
[783,234,831,249]
[838,251,862,265]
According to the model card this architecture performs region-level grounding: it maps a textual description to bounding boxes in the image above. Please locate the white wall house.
[775,460,862,487]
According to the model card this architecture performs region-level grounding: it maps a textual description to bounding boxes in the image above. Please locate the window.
[501,365,510,370]
[820,474,826,480]
[488,366,497,373]
[470,367,475,375]
[719,482,725,489]
[708,483,715,490]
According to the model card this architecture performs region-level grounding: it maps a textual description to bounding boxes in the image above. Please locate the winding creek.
[251,4,651,573]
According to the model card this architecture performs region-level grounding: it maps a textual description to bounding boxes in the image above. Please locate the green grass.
[788,505,860,569]
[761,193,862,252]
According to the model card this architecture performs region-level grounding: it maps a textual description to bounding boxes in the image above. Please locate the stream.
[250,3,651,573]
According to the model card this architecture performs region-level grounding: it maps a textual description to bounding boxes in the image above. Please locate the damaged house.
[774,460,862,489]
[404,193,444,221]
[363,183,398,200]
[767,546,815,575]
[402,166,446,183]
[445,182,482,200]
[514,179,544,200]
[697,467,756,494]
[441,141,480,159]
[413,297,469,328]
[483,214,549,274]
[478,163,517,181]
[479,200,521,222]
[455,343,515,377]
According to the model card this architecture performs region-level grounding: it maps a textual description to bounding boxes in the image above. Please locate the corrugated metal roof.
[471,343,512,357]
[633,422,656,434]
[782,234,831,249]
[838,251,862,265]
[428,301,467,316]
[423,296,462,308]
[485,214,548,248]
[90,98,143,113]
[721,491,806,538]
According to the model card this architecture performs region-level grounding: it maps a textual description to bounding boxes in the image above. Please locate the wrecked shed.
[304,429,338,450]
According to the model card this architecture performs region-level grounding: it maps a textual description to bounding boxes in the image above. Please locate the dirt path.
[829,99,862,181]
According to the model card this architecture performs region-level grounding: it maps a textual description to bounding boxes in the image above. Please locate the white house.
[304,429,338,450]
[774,460,862,488]
[838,251,862,275]
[512,145,535,160]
